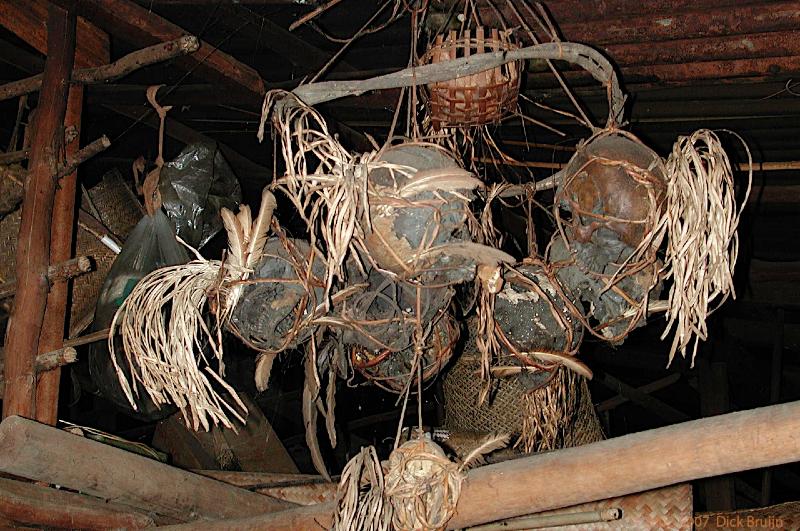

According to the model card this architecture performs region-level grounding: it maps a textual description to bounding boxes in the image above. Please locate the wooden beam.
[596,372,690,424]
[596,373,681,413]
[0,415,296,522]
[156,400,800,530]
[0,477,155,529]
[0,256,93,300]
[762,308,785,506]
[2,3,76,420]
[0,347,78,396]
[220,3,356,74]
[698,359,735,511]
[0,36,199,102]
[0,0,109,69]
[72,0,265,103]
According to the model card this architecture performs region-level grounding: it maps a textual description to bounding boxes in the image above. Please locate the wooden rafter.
[68,0,266,103]
[0,0,109,69]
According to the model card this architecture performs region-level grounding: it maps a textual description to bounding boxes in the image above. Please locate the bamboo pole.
[2,3,76,419]
[473,157,800,172]
[158,401,800,530]
[0,416,295,522]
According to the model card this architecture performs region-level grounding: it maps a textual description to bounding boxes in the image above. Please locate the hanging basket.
[442,339,604,453]
[421,27,522,131]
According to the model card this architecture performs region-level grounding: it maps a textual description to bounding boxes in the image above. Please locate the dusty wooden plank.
[0,416,296,521]
[1,3,76,420]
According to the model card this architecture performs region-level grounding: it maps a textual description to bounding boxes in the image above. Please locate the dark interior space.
[0,0,798,529]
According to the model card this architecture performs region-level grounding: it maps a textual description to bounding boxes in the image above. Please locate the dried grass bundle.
[108,259,247,430]
[333,446,391,531]
[659,130,751,364]
[516,367,581,453]
[385,437,464,531]
[333,434,508,531]
[109,191,278,431]
[259,90,375,298]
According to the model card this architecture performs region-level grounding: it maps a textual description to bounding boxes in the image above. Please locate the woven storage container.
[422,27,521,130]
[442,318,603,452]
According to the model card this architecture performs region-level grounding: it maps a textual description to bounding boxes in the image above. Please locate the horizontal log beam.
[604,30,800,67]
[0,36,199,102]
[196,470,337,506]
[485,1,800,46]
[0,477,155,529]
[156,400,800,530]
[0,415,296,522]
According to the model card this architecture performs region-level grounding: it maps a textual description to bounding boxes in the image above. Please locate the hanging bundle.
[548,233,663,343]
[421,27,522,131]
[327,264,458,392]
[350,311,459,393]
[656,129,751,364]
[549,129,668,343]
[555,129,667,249]
[227,235,325,354]
[333,434,509,531]
[492,262,589,380]
[109,189,277,431]
[364,143,512,286]
[260,93,513,296]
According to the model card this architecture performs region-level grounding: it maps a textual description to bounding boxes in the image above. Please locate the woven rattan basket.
[422,27,521,130]
[443,318,603,452]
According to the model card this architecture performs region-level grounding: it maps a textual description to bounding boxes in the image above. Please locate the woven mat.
[0,171,141,333]
[538,484,693,530]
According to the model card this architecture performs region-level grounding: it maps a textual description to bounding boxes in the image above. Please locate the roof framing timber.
[0,0,110,68]
[69,0,266,104]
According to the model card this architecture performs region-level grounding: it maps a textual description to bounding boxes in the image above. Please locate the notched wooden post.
[2,3,77,420]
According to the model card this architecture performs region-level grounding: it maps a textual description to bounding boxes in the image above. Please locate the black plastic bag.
[159,142,242,249]
[89,210,189,419]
